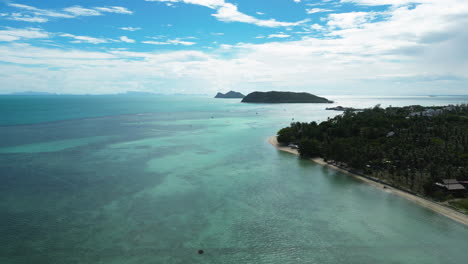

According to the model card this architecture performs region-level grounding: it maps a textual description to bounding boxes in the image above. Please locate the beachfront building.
[436,179,466,195]
[459,181,468,188]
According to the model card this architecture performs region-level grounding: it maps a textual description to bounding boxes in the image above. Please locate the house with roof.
[436,179,466,195]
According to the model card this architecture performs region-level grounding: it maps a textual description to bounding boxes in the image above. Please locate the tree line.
[277,104,468,199]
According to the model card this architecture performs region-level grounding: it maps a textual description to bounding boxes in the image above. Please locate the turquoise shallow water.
[0,95,467,263]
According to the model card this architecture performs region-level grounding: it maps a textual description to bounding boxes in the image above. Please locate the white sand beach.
[268,136,468,226]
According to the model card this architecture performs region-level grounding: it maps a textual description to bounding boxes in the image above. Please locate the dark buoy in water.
[198,249,204,255]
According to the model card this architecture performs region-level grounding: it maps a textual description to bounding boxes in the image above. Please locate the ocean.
[0,95,467,263]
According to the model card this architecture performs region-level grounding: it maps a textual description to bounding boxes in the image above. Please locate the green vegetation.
[242,91,333,103]
[214,91,245,98]
[449,199,468,214]
[277,104,468,199]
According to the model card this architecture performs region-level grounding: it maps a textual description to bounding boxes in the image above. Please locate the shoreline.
[268,136,468,226]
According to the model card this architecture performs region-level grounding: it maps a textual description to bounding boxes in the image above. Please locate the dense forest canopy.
[242,91,333,103]
[277,104,468,199]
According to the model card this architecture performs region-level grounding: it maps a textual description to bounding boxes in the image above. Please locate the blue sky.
[0,0,467,95]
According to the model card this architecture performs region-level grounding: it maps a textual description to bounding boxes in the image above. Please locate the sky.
[0,0,467,95]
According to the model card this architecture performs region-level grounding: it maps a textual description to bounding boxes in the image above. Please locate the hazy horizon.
[2,91,468,97]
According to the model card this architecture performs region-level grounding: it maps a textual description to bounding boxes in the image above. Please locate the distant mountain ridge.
[241,91,333,103]
[7,91,58,96]
[214,91,245,99]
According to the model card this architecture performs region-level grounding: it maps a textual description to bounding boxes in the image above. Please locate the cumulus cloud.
[120,36,135,43]
[146,0,309,27]
[327,11,378,29]
[0,0,467,95]
[310,23,325,30]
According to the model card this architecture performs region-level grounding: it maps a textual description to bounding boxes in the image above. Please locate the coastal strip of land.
[268,136,468,226]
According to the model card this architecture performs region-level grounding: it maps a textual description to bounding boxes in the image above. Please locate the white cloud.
[327,11,378,29]
[5,3,133,23]
[141,41,169,45]
[142,38,196,45]
[60,33,109,44]
[59,34,137,44]
[63,6,101,16]
[267,33,291,38]
[8,3,74,18]
[1,0,467,95]
[5,3,73,22]
[145,0,226,9]
[120,36,135,43]
[340,0,418,6]
[94,7,133,14]
[311,23,325,30]
[120,27,142,31]
[146,0,309,27]
[306,8,334,14]
[0,27,49,42]
[7,13,49,23]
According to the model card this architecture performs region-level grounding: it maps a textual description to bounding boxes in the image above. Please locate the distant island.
[7,91,58,96]
[326,106,363,111]
[275,104,468,214]
[241,91,333,103]
[214,91,245,99]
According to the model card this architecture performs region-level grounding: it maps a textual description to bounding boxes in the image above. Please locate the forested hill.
[214,91,245,98]
[277,104,468,199]
[241,91,332,103]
